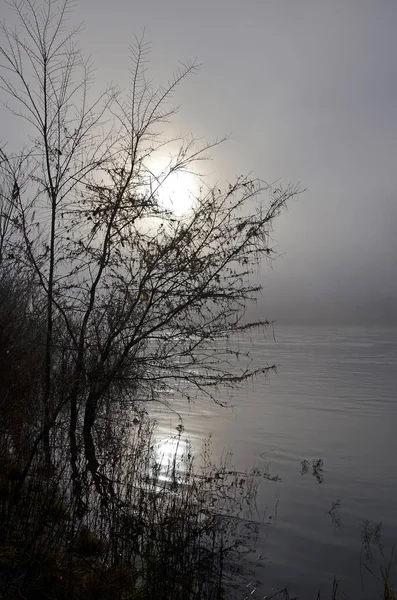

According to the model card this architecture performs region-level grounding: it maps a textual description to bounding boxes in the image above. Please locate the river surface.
[149,325,397,599]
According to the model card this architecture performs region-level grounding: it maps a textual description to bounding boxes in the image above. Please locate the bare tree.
[0,0,301,496]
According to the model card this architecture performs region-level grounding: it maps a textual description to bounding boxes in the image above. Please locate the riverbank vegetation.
[0,0,300,596]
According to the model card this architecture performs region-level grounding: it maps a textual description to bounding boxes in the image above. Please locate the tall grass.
[0,417,266,599]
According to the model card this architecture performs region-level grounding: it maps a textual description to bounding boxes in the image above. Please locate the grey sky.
[2,0,397,323]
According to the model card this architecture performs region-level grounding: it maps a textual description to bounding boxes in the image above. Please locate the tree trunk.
[83,390,101,491]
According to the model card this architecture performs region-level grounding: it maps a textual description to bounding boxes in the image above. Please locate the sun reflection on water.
[153,433,191,484]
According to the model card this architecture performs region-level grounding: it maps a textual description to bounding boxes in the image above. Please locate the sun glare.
[150,159,198,216]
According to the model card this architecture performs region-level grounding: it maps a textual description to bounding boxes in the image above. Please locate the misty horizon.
[1,0,396,322]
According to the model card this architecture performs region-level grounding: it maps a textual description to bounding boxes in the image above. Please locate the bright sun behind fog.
[150,159,198,216]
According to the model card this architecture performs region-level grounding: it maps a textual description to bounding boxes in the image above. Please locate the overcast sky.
[2,0,397,323]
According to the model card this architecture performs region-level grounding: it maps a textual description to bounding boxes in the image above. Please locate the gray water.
[150,326,397,598]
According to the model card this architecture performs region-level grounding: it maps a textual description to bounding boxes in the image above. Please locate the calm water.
[150,326,397,598]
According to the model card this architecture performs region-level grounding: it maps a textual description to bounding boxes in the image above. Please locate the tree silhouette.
[0,0,301,496]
